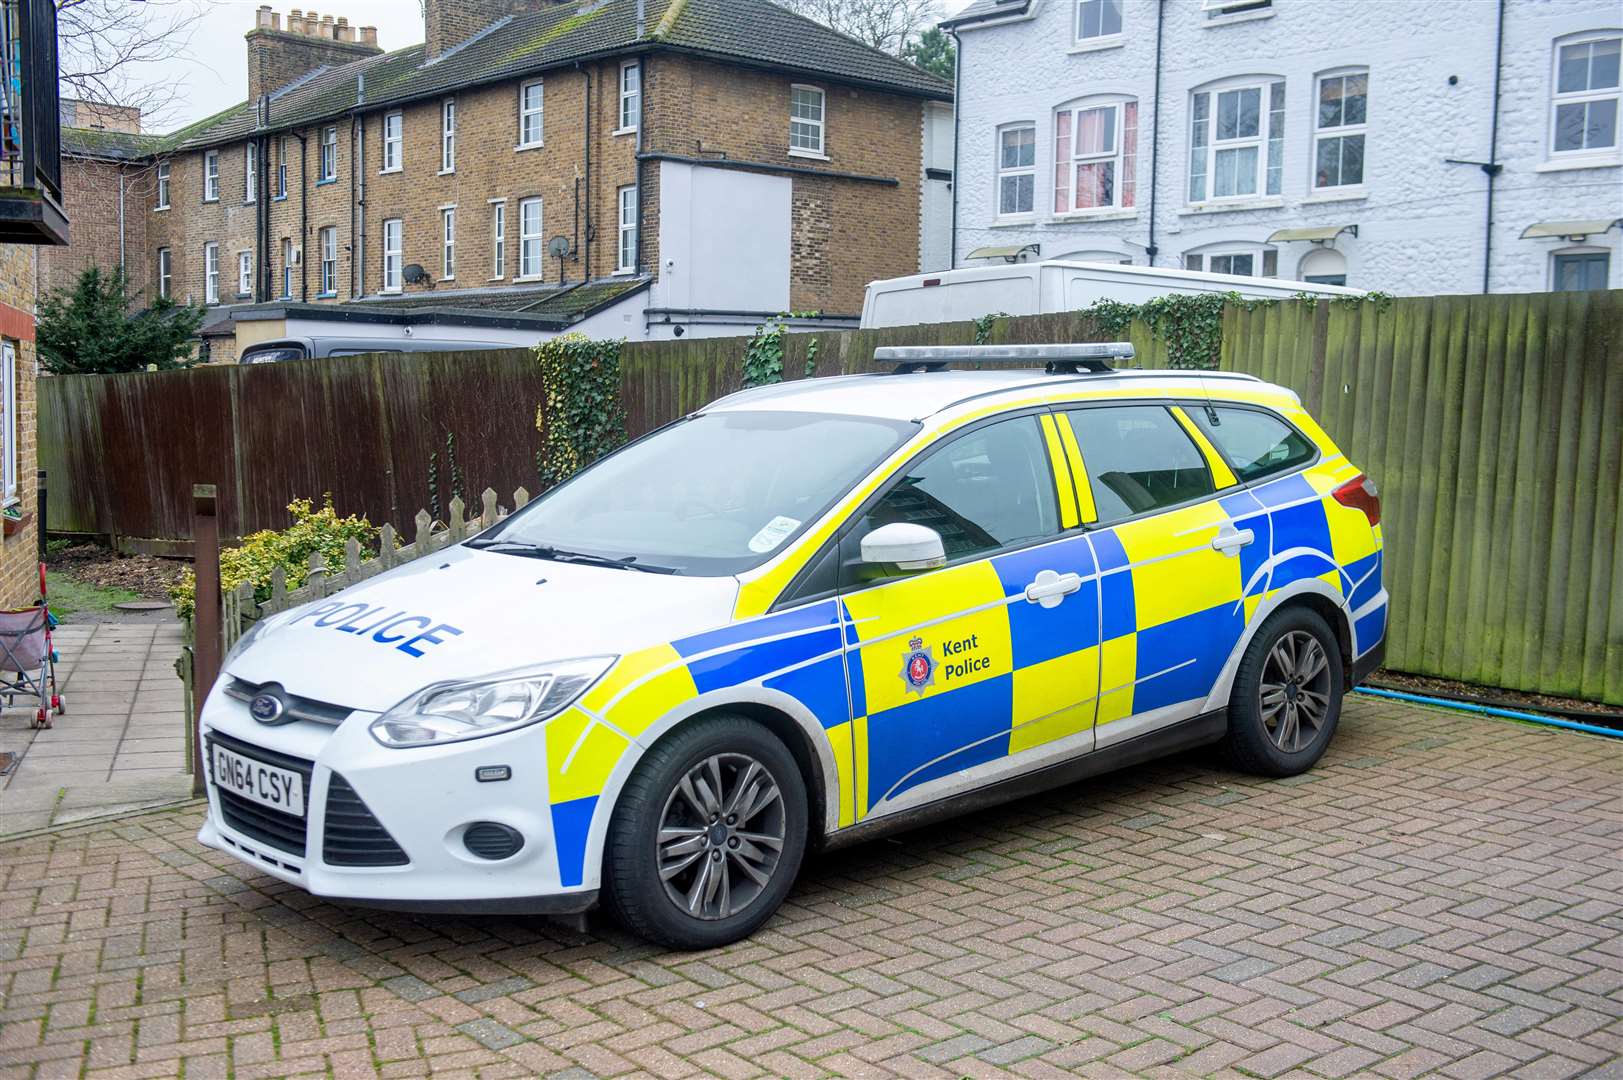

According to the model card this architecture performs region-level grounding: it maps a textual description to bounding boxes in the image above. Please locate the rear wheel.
[603,714,808,950]
[1223,606,1343,776]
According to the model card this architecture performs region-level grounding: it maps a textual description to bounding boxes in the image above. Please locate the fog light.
[463,821,524,860]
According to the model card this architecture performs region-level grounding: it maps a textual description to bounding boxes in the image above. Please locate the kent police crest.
[900,636,935,694]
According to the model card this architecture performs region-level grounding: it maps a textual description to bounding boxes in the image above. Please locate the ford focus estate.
[200,343,1387,949]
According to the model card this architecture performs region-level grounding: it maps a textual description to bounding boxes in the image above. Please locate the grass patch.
[45,570,140,618]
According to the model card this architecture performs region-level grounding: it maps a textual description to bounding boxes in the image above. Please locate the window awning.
[966,243,1040,261]
[1266,224,1358,243]
[1519,218,1622,240]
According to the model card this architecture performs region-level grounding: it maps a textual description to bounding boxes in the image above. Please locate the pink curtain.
[1054,112,1072,213]
[1122,102,1138,208]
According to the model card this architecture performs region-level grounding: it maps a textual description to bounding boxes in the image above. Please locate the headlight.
[369,656,616,748]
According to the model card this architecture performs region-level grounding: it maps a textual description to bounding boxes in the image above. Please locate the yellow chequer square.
[1010,647,1099,754]
[582,643,699,738]
[845,562,1013,716]
[1115,502,1244,631]
[545,708,631,804]
[1325,496,1380,568]
[826,720,856,827]
[1097,634,1136,725]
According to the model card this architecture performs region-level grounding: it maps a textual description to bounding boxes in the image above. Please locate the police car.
[200,343,1387,949]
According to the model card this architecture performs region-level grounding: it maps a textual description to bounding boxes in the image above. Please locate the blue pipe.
[1354,686,1623,739]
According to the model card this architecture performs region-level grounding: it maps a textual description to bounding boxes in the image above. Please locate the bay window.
[1314,70,1367,189]
[997,124,1035,216]
[1189,79,1284,202]
[1054,98,1137,212]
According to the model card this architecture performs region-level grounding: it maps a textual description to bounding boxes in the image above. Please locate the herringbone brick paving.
[0,696,1618,1078]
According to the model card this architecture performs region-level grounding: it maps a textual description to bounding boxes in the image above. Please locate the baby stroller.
[0,563,63,729]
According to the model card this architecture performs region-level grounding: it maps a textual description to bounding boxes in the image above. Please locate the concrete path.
[0,620,193,836]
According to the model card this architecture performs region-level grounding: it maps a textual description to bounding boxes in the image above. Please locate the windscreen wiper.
[466,538,678,574]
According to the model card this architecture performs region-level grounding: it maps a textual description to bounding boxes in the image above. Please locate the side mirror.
[859,522,946,572]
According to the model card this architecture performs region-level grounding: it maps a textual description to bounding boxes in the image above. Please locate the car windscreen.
[239,346,306,364]
[482,410,917,576]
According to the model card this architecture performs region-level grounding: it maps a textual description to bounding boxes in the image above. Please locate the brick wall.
[39,157,154,300]
[0,243,37,608]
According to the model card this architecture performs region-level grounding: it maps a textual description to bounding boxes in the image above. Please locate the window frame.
[441,205,456,280]
[244,143,257,203]
[518,80,545,149]
[237,250,252,296]
[382,218,403,293]
[518,197,543,279]
[1312,68,1368,191]
[0,342,15,506]
[202,151,219,202]
[616,185,637,274]
[1183,245,1279,278]
[156,247,172,298]
[1074,0,1123,46]
[319,126,338,182]
[155,161,170,210]
[1053,96,1138,214]
[1188,77,1285,204]
[1189,401,1321,486]
[490,199,507,280]
[789,84,827,158]
[203,242,220,303]
[1549,32,1622,159]
[319,226,338,296]
[381,111,404,173]
[1057,400,1225,528]
[1550,248,1612,291]
[276,138,289,199]
[440,98,457,172]
[281,238,295,299]
[995,122,1036,218]
[617,60,640,134]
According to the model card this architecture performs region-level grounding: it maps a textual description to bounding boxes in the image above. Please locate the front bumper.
[196,680,598,913]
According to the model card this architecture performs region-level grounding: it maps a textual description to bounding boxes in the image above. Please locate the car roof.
[702,368,1295,422]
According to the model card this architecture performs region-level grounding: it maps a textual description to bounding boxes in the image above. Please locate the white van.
[860,260,1364,330]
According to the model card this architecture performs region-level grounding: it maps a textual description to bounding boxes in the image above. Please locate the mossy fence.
[40,289,1623,704]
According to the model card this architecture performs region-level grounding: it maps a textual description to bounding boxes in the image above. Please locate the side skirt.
[334,890,600,917]
[821,708,1228,852]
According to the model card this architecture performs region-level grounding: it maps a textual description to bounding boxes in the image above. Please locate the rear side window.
[854,414,1059,563]
[1192,405,1316,482]
[239,346,306,364]
[1066,405,1215,523]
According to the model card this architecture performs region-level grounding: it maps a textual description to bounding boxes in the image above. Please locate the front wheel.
[1224,606,1344,777]
[603,715,808,950]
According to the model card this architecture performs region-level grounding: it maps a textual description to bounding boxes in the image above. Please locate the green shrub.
[535,333,626,490]
[171,496,379,621]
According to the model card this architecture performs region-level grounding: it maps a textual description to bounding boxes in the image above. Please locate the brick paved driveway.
[1,695,1619,1079]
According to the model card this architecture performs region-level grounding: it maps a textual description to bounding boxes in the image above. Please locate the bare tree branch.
[774,0,944,56]
[56,0,203,128]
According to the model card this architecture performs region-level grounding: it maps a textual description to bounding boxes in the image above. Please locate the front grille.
[207,730,312,858]
[224,678,353,727]
[322,773,409,867]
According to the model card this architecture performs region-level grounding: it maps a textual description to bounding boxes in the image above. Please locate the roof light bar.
[873,342,1134,375]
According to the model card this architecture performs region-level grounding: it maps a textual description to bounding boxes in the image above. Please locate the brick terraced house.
[53,0,952,356]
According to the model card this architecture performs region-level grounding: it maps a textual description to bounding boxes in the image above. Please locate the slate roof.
[151,0,950,155]
[350,277,649,320]
[62,127,165,161]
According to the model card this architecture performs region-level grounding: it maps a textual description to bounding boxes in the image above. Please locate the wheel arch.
[1202,580,1355,713]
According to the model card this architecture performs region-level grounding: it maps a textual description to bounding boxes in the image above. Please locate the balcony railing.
[0,0,65,245]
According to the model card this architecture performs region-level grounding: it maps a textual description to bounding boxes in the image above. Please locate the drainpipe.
[1481,0,1505,293]
[288,130,308,301]
[634,55,646,274]
[117,171,126,273]
[949,28,962,269]
[579,61,593,282]
[1146,0,1164,266]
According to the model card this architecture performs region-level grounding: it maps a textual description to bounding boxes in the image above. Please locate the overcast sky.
[133,1,970,132]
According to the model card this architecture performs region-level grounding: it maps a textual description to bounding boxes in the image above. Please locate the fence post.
[190,484,222,797]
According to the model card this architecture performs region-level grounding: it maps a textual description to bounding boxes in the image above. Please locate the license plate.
[211,743,305,818]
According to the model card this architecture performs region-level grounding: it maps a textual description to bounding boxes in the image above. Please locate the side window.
[853,415,1059,566]
[1192,405,1315,482]
[1066,405,1215,523]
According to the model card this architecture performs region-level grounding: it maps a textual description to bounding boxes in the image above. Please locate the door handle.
[1024,569,1082,609]
[1212,524,1255,555]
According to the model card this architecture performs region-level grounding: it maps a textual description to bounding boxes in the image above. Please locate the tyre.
[1223,606,1344,777]
[603,714,808,950]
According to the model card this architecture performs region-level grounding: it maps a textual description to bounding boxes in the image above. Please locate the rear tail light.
[1332,473,1381,526]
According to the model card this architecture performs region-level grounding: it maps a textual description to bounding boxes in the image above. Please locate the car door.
[1060,402,1266,743]
[837,411,1098,824]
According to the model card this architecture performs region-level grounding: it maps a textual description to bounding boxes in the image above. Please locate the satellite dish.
[402,263,429,285]
[547,235,572,259]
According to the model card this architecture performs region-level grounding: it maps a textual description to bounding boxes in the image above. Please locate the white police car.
[200,343,1387,949]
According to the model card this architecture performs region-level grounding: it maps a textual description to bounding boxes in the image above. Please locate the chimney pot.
[361,25,377,46]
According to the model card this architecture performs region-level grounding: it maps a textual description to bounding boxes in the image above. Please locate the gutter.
[636,152,898,186]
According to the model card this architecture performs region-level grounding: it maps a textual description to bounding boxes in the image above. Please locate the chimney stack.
[246,6,383,100]
[425,0,542,60]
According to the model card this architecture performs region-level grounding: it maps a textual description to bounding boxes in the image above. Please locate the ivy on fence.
[743,312,822,388]
[535,333,627,490]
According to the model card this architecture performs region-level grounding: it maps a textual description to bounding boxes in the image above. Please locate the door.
[1059,403,1264,742]
[838,412,1096,823]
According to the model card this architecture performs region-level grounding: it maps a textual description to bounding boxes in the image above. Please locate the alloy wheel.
[656,753,786,920]
[1259,629,1332,753]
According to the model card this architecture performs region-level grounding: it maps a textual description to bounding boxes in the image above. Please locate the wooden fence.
[43,290,1623,704]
